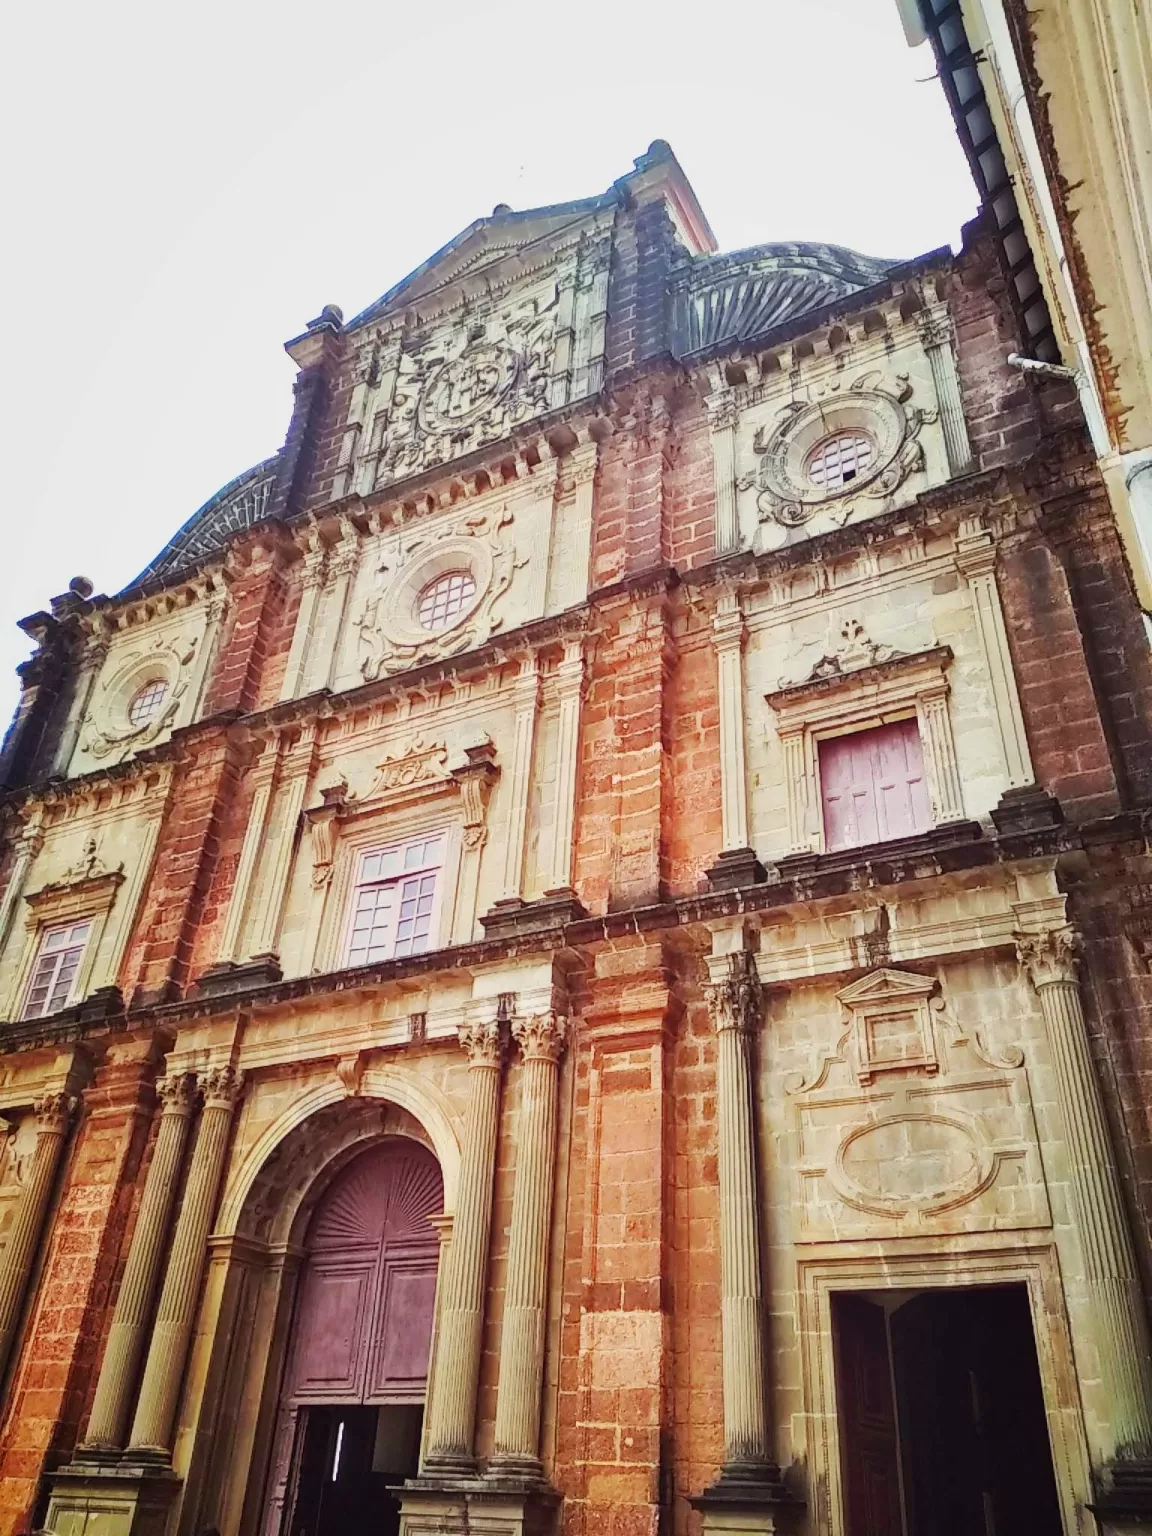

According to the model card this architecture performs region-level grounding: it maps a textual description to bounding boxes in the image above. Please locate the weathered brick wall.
[0,1040,157,1536]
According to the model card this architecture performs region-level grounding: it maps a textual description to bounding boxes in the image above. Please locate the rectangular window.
[344,836,444,968]
[819,719,932,852]
[23,919,92,1020]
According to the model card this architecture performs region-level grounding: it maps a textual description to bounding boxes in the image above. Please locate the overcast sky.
[0,0,977,728]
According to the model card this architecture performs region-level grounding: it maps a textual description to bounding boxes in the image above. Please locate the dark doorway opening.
[832,1283,1063,1536]
[287,1403,423,1536]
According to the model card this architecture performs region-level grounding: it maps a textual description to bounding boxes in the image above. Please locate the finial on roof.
[306,304,344,332]
[68,576,94,599]
[647,139,673,160]
[492,202,512,216]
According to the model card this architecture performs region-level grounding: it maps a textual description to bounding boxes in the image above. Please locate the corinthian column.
[81,1072,197,1454]
[0,1092,73,1381]
[1018,928,1152,1488]
[423,1010,507,1473]
[490,1011,567,1476]
[128,1065,243,1459]
[705,952,776,1478]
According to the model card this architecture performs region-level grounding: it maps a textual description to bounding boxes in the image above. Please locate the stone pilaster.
[279,536,328,701]
[247,725,317,958]
[450,741,500,945]
[422,1010,507,1474]
[490,1011,567,1477]
[314,522,360,693]
[495,656,541,909]
[707,588,764,890]
[545,639,585,897]
[1018,927,1152,1511]
[708,390,740,556]
[217,736,280,965]
[80,1072,198,1455]
[127,1065,243,1459]
[919,312,973,475]
[916,686,966,823]
[956,519,1034,789]
[0,810,44,963]
[0,1092,73,1381]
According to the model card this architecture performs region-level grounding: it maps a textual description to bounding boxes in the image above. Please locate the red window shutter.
[819,720,931,852]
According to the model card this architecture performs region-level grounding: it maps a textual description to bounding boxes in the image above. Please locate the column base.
[40,1459,180,1536]
[1089,1458,1152,1527]
[705,847,769,892]
[400,1473,559,1535]
[690,1463,798,1535]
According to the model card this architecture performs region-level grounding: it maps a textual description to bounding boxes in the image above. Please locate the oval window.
[128,679,168,728]
[805,430,876,491]
[416,570,477,632]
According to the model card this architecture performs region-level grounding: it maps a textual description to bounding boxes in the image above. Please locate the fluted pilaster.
[0,1092,73,1381]
[490,1011,567,1475]
[1019,928,1152,1464]
[82,1072,197,1453]
[707,953,775,1476]
[128,1065,242,1458]
[423,1013,507,1473]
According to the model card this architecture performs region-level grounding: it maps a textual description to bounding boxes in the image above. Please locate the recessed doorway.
[286,1403,422,1536]
[262,1139,444,1536]
[832,1283,1063,1536]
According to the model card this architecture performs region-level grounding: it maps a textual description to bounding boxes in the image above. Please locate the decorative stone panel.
[785,967,1049,1240]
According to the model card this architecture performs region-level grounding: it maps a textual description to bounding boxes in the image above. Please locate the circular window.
[128,679,168,728]
[805,431,876,491]
[417,570,477,632]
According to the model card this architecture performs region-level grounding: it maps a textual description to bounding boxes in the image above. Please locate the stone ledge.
[479,892,587,940]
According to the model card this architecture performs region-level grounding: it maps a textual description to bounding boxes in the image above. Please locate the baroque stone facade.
[1,140,1152,1536]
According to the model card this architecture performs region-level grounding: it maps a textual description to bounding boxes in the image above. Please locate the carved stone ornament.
[33,1092,75,1134]
[785,968,1045,1239]
[512,1010,568,1063]
[748,370,936,536]
[375,296,558,490]
[355,501,525,680]
[82,629,201,762]
[156,1072,198,1115]
[705,950,762,1036]
[200,1064,244,1108]
[1016,926,1079,990]
[459,1016,506,1069]
[800,618,905,684]
[365,736,452,799]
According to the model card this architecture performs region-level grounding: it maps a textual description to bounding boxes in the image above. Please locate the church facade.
[1,142,1152,1536]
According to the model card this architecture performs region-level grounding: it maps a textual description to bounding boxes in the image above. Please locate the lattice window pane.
[128,679,168,727]
[805,431,875,491]
[417,571,476,632]
[23,920,92,1021]
[345,838,443,966]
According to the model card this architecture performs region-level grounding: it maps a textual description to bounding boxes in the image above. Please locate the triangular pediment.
[836,968,937,1006]
[349,195,613,330]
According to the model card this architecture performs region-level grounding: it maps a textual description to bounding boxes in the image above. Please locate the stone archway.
[261,1137,444,1536]
[183,1094,459,1536]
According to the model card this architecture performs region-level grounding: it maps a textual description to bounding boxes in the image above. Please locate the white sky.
[0,0,977,728]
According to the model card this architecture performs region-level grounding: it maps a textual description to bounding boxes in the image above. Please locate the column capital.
[512,1011,568,1064]
[458,1017,507,1070]
[706,389,738,432]
[156,1072,198,1116]
[33,1091,74,1134]
[706,950,762,1035]
[1016,925,1079,989]
[713,588,746,651]
[200,1064,244,1109]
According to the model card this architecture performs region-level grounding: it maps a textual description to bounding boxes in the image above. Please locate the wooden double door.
[833,1285,1063,1536]
[264,1140,443,1536]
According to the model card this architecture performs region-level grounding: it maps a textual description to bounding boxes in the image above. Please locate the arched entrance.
[263,1137,443,1536]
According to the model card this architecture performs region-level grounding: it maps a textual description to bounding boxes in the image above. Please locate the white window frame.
[21,918,93,1020]
[340,833,447,969]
